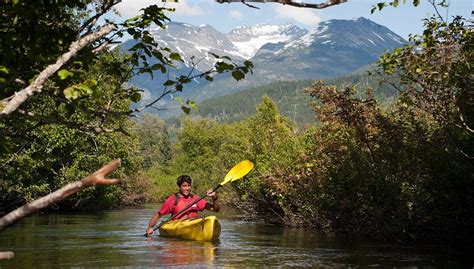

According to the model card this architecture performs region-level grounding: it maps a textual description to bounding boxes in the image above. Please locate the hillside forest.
[1,1,472,249]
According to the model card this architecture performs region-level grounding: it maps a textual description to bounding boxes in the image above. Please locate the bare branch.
[80,0,120,34]
[0,252,14,260]
[0,159,121,232]
[216,0,348,9]
[0,24,116,118]
[91,40,113,54]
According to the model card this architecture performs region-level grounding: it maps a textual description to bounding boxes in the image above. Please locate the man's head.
[177,175,192,197]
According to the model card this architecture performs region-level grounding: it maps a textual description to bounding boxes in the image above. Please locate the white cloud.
[165,0,205,16]
[114,0,154,18]
[229,10,243,20]
[115,0,205,19]
[274,5,321,26]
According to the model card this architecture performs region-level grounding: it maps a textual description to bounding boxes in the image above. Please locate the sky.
[114,0,473,39]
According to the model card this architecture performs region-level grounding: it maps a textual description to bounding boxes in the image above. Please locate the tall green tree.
[377,14,473,161]
[231,96,304,222]
[0,50,146,212]
[136,114,172,170]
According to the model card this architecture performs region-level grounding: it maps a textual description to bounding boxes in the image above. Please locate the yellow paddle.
[145,160,254,236]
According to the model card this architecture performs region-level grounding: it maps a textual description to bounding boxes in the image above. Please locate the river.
[0,204,471,268]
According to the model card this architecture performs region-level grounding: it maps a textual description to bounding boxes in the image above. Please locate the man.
[145,175,219,236]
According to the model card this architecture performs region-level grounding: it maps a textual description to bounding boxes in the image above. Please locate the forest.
[1,0,472,250]
[195,71,399,125]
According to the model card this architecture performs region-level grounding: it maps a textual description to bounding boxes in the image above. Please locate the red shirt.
[158,194,207,220]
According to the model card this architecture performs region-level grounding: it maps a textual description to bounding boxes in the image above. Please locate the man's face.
[179,182,192,196]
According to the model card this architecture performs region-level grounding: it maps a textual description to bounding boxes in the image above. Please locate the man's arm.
[205,189,220,212]
[146,212,162,235]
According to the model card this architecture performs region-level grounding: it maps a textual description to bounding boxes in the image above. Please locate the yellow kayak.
[159,216,221,241]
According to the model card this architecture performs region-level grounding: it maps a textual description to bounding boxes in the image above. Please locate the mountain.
[149,22,245,71]
[251,17,405,80]
[122,17,406,118]
[136,22,306,71]
[122,22,307,109]
[228,24,308,58]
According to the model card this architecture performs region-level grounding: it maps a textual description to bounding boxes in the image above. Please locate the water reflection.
[0,205,471,268]
[145,236,217,267]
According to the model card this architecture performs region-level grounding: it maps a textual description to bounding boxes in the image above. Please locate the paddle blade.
[220,160,254,186]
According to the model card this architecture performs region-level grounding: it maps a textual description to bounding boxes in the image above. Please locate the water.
[0,204,471,268]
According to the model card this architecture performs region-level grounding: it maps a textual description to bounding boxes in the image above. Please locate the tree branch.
[215,0,348,9]
[80,0,120,34]
[0,159,121,232]
[0,252,14,260]
[0,24,116,118]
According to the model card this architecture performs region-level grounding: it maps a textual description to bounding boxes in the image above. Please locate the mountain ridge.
[122,17,407,118]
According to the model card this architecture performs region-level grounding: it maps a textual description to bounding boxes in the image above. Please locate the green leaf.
[131,92,141,102]
[58,69,74,80]
[64,87,78,100]
[205,75,213,82]
[0,65,9,74]
[63,80,97,100]
[181,106,191,114]
[169,53,182,61]
[215,62,234,73]
[152,63,166,73]
[75,84,93,95]
[371,2,387,13]
[177,76,191,84]
[164,80,176,86]
[232,70,245,81]
[83,79,98,93]
[187,100,196,109]
[125,15,141,23]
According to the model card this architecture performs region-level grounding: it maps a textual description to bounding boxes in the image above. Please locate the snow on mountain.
[146,22,308,71]
[124,18,407,118]
[251,17,407,81]
[278,17,405,57]
[150,22,246,71]
[227,24,308,58]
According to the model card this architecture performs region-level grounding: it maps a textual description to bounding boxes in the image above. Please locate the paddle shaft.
[146,184,222,235]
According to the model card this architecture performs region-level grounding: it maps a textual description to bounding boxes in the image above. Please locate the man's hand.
[146,227,154,236]
[206,189,217,198]
[207,189,219,202]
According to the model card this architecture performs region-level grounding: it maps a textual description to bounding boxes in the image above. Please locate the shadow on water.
[0,204,472,267]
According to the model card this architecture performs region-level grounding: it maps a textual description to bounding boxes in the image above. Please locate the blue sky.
[115,0,472,39]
